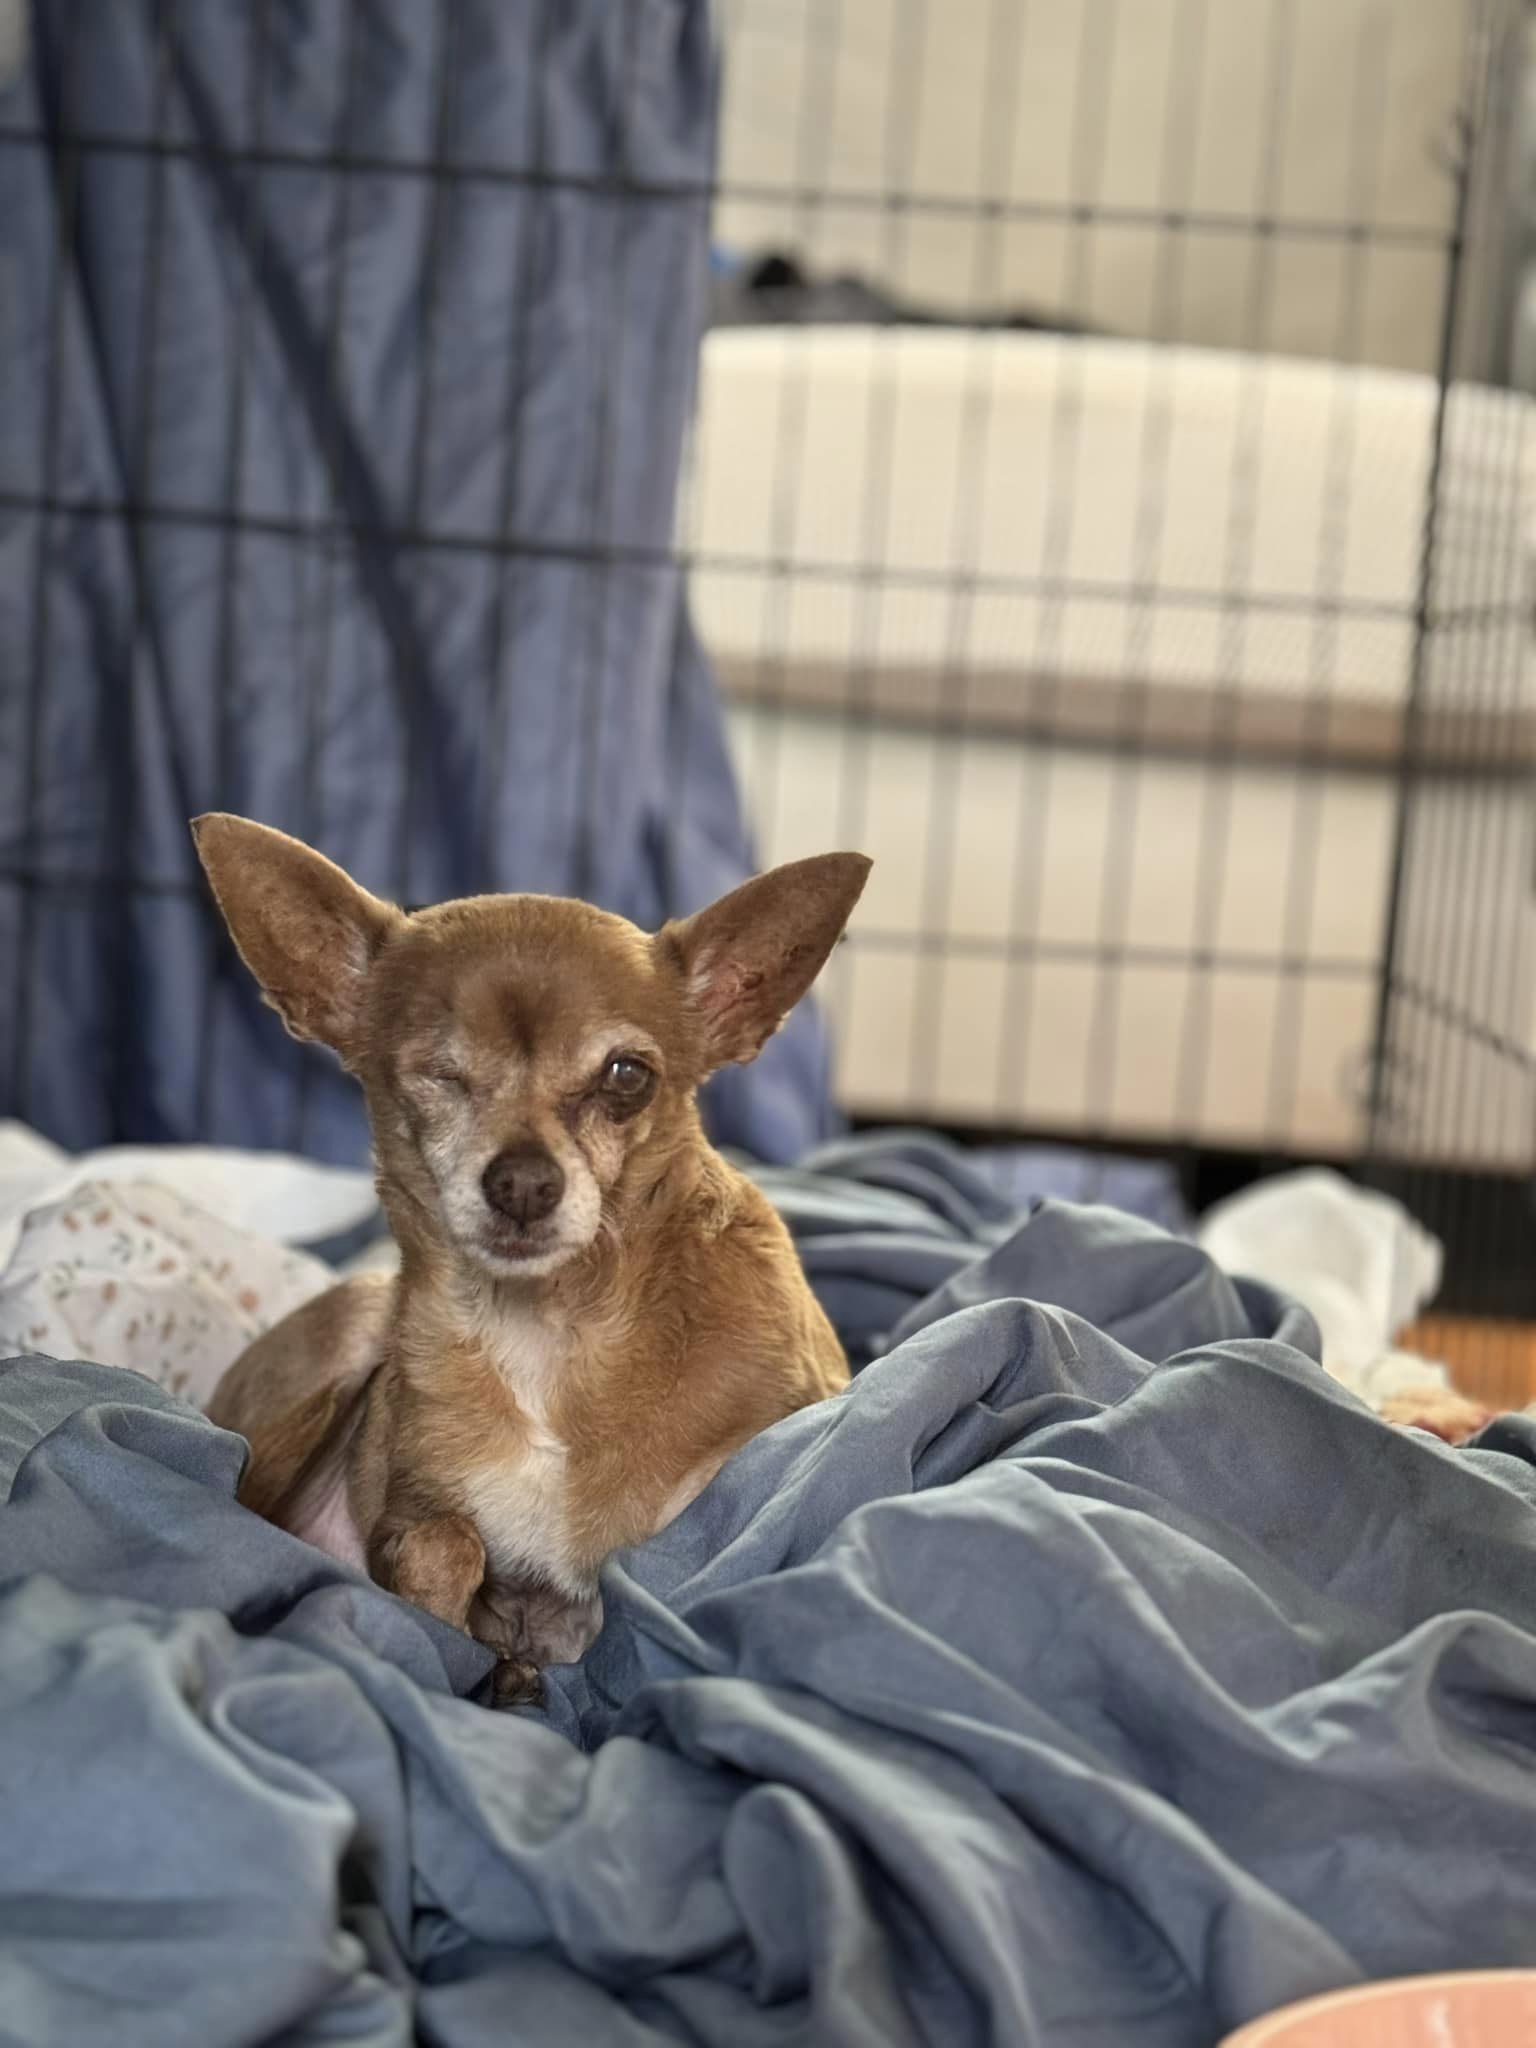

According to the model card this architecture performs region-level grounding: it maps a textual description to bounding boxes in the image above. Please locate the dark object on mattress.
[708,246,1092,331]
[0,1,833,1170]
[3,1143,1536,2046]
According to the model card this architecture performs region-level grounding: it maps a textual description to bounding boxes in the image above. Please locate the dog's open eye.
[600,1054,654,1107]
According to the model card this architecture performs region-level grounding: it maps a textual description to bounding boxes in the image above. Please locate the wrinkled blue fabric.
[751,1130,1196,1366]
[0,0,834,1165]
[966,1140,1190,1235]
[3,1177,1536,2047]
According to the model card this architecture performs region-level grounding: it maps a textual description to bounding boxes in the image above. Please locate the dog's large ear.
[664,853,871,1070]
[191,814,402,1057]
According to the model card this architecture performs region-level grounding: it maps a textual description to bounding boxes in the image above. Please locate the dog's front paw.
[490,1657,544,1709]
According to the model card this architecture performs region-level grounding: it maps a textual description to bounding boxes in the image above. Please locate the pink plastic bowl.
[1221,1973,1536,2047]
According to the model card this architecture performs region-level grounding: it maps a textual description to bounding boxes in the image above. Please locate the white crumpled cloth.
[1199,1166,1450,1406]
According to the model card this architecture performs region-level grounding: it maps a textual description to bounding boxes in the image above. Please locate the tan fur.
[1378,1386,1492,1444]
[195,815,867,1700]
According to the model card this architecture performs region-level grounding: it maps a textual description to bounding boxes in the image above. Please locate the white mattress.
[688,330,1535,761]
[687,332,1536,1163]
[730,701,1536,1167]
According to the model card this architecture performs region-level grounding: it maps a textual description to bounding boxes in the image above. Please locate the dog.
[196,815,869,1701]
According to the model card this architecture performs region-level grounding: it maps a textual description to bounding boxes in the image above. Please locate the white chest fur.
[454,1296,589,1598]
[460,1432,583,1593]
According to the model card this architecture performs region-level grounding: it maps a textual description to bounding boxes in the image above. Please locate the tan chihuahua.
[196,816,869,1701]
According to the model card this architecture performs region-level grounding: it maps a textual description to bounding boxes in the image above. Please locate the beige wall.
[715,0,1469,372]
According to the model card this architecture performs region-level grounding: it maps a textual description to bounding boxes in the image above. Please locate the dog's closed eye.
[409,1060,471,1097]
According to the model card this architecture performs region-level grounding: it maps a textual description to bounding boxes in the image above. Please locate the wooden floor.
[1400,1317,1536,1413]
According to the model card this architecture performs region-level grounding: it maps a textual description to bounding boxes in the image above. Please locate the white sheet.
[0,1120,378,1274]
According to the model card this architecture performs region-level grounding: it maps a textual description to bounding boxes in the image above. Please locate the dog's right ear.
[191,814,403,1057]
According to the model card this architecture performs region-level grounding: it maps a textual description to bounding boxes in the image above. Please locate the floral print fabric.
[0,1179,333,1410]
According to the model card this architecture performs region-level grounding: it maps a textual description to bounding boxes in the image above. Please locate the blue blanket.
[0,0,832,1167]
[3,1151,1536,2045]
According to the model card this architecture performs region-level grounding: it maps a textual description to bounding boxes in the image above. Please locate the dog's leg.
[371,1514,486,1632]
[372,1517,544,1706]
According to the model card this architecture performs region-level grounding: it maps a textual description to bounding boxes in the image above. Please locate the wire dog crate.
[694,0,1536,1348]
[1,1,1532,1353]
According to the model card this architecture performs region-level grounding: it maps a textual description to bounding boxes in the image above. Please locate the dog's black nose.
[481,1144,565,1227]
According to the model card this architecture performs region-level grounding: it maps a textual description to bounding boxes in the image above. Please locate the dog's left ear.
[663,853,872,1070]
